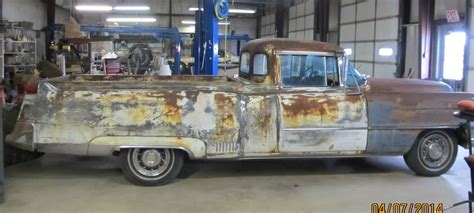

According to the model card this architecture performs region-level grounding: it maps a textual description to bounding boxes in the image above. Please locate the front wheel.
[121,148,184,186]
[404,130,458,177]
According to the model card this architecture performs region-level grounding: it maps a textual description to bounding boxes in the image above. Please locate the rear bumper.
[5,121,35,152]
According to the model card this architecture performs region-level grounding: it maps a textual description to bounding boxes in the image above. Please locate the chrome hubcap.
[142,150,161,167]
[131,149,172,177]
[420,133,450,168]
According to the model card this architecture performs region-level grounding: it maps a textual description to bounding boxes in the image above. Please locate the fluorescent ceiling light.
[378,48,394,56]
[344,48,353,55]
[229,9,255,14]
[114,6,150,11]
[188,7,202,11]
[106,17,156,23]
[188,7,255,14]
[182,20,197,25]
[181,20,230,25]
[75,5,113,11]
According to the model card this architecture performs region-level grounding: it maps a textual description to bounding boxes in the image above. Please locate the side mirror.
[341,57,362,96]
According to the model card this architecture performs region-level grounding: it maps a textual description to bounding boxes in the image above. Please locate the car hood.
[364,78,453,94]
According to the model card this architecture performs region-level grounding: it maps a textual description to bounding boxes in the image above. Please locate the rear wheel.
[121,148,183,186]
[404,130,457,176]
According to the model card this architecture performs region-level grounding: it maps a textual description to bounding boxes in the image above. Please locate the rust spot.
[161,91,183,125]
[212,93,238,142]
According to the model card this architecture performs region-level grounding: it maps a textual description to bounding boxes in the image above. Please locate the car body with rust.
[6,39,472,186]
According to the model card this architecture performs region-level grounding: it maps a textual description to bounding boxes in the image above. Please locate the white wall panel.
[374,64,397,78]
[375,18,399,40]
[297,3,305,16]
[377,0,400,18]
[287,0,315,41]
[355,42,375,61]
[289,19,296,32]
[339,0,400,79]
[356,22,375,41]
[340,24,356,42]
[289,32,296,39]
[297,17,305,30]
[340,5,356,24]
[341,0,356,6]
[305,30,314,41]
[305,15,314,29]
[296,31,305,40]
[356,0,376,21]
[305,0,315,15]
[290,6,297,19]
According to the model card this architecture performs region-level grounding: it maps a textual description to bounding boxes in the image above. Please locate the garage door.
[339,0,400,78]
[288,0,315,41]
[260,13,276,38]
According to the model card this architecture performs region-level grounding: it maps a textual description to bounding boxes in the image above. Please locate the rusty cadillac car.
[5,39,473,186]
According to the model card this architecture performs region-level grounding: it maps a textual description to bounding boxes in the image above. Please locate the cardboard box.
[64,17,81,38]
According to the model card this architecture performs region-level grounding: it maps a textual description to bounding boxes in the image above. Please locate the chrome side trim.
[282,127,367,131]
[113,145,196,159]
[276,50,342,57]
[369,125,459,130]
[31,123,37,151]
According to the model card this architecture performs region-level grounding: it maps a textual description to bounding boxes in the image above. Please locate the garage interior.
[0,0,474,212]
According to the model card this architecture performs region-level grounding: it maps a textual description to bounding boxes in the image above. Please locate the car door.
[277,53,368,154]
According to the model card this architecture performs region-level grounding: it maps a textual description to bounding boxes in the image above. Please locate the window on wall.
[288,0,315,41]
[280,54,339,87]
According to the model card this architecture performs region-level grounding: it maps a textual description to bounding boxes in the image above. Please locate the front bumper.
[5,121,35,152]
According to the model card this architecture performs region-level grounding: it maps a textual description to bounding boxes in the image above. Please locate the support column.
[464,0,472,91]
[0,0,4,204]
[202,0,219,75]
[275,5,284,37]
[315,0,329,42]
[46,0,56,61]
[419,0,434,79]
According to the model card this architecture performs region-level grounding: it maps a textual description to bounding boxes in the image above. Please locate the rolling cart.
[447,100,474,211]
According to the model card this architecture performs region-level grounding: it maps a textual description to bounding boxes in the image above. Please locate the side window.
[240,53,250,74]
[280,54,338,87]
[253,54,268,75]
[326,57,339,86]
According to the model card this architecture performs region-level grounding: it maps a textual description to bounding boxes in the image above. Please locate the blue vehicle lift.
[49,25,182,74]
[218,34,251,56]
[194,0,230,75]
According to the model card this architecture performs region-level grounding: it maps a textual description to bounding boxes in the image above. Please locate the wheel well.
[112,148,191,159]
[453,127,469,148]
[408,129,461,152]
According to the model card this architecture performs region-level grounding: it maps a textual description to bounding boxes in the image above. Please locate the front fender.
[88,136,207,159]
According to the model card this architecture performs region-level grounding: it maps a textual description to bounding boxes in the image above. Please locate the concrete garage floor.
[0,149,471,213]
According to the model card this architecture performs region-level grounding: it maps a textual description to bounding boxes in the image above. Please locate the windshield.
[345,63,367,87]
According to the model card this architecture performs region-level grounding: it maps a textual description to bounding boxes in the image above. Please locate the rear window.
[253,54,268,75]
[240,53,250,74]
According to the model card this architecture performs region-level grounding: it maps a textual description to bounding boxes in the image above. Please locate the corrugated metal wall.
[339,0,400,78]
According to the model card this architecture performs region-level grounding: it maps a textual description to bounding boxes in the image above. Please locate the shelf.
[4,52,35,55]
[5,64,36,67]
[4,41,35,43]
